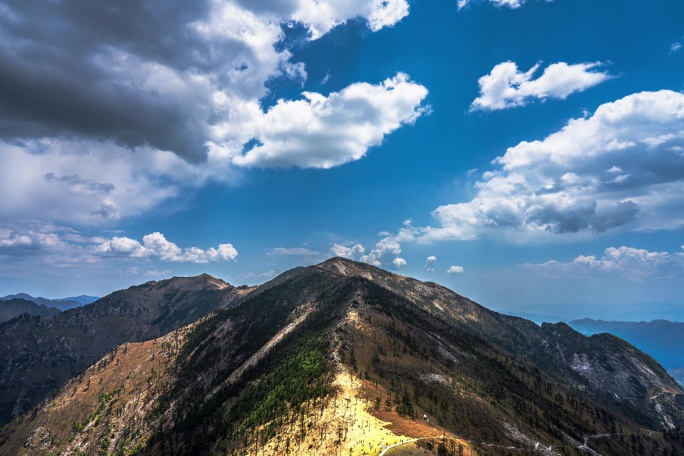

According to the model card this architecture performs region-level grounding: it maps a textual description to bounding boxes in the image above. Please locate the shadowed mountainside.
[0,298,60,324]
[0,274,254,427]
[1,259,683,455]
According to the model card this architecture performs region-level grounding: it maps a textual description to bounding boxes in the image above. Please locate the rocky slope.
[1,258,683,455]
[570,318,684,387]
[0,274,253,427]
[318,258,683,427]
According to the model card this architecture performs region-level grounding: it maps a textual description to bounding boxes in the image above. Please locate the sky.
[1,0,684,321]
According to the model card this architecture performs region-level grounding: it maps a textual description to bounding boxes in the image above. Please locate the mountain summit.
[1,260,682,455]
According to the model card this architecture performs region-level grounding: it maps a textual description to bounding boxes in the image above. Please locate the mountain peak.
[158,273,232,291]
[314,256,380,279]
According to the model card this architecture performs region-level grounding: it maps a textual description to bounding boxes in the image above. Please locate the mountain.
[53,295,100,307]
[0,274,253,427]
[570,318,684,388]
[0,293,99,311]
[0,298,60,324]
[672,370,684,389]
[1,259,683,456]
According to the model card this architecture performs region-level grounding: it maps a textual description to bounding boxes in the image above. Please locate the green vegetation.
[144,268,346,454]
[243,345,329,428]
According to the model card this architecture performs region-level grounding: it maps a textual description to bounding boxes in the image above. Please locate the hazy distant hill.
[1,259,682,456]
[0,293,99,311]
[570,318,684,387]
[0,298,60,324]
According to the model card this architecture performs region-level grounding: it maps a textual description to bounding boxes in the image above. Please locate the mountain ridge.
[0,293,99,311]
[0,274,253,427]
[1,259,682,455]
[0,298,61,324]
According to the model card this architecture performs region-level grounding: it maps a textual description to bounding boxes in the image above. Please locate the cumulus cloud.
[447,265,464,274]
[393,257,407,269]
[404,90,684,242]
[331,243,366,259]
[0,223,116,274]
[330,237,406,269]
[0,227,66,251]
[425,255,437,271]
[0,1,410,158]
[471,61,611,111]
[95,232,238,263]
[290,0,410,39]
[0,230,33,248]
[524,246,684,283]
[0,1,425,226]
[671,42,682,53]
[231,73,428,168]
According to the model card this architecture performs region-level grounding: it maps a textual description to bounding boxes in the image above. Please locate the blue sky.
[1,0,683,321]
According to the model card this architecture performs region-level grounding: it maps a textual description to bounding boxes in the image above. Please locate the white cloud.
[409,90,684,241]
[291,0,410,39]
[671,42,682,53]
[447,265,464,274]
[364,237,405,267]
[458,0,527,10]
[0,138,231,226]
[0,227,66,251]
[231,73,429,168]
[523,246,684,283]
[330,237,406,269]
[425,255,437,271]
[0,1,424,229]
[471,61,611,111]
[267,247,320,256]
[393,257,407,269]
[0,230,33,248]
[331,243,366,259]
[0,224,239,295]
[95,232,238,263]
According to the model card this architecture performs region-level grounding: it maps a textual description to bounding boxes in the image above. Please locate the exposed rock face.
[570,318,684,389]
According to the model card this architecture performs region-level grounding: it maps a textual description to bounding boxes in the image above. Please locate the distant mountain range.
[0,293,98,312]
[0,298,61,324]
[570,318,684,387]
[0,259,682,455]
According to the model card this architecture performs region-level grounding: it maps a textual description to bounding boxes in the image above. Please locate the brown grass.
[2,325,193,455]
